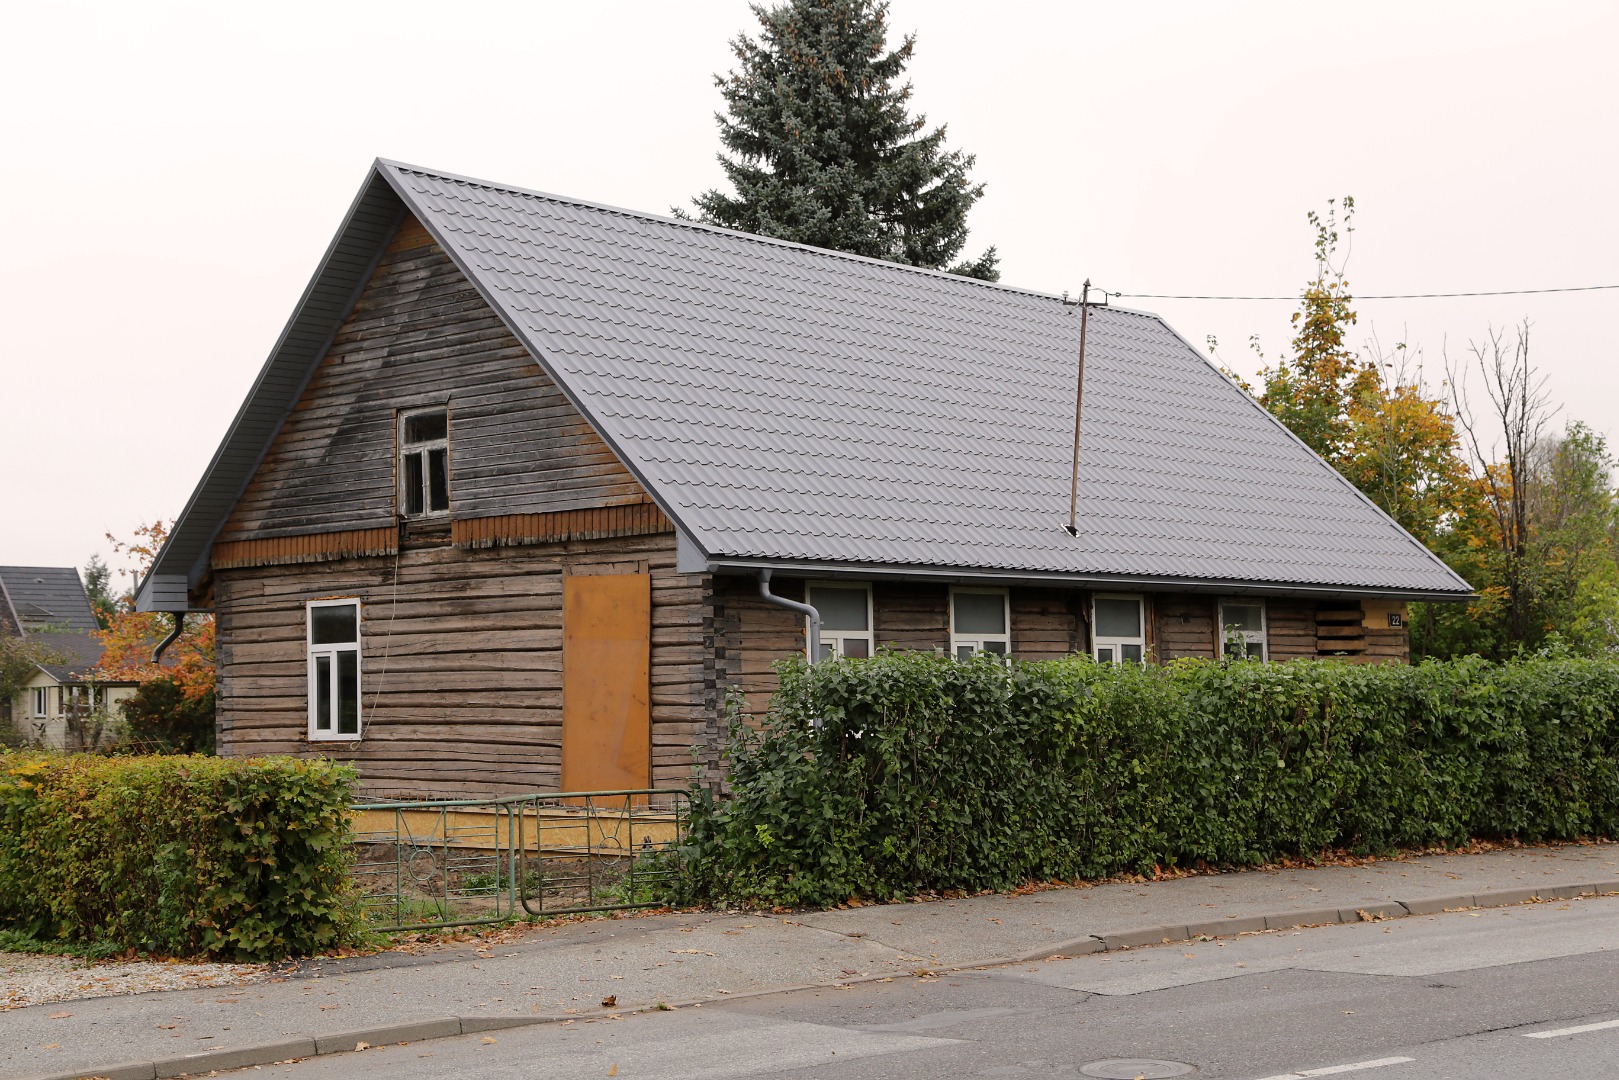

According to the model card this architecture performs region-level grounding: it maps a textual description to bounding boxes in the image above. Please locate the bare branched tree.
[1445,320,1556,644]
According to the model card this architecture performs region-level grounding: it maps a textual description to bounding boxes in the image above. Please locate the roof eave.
[1150,317,1476,597]
[136,164,407,612]
[702,556,1476,604]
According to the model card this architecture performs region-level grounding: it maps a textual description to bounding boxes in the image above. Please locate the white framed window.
[308,599,362,740]
[1220,600,1268,661]
[398,407,450,518]
[806,583,874,660]
[1093,594,1145,664]
[31,686,48,718]
[950,588,1010,660]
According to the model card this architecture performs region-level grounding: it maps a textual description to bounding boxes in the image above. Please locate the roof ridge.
[375,158,1164,319]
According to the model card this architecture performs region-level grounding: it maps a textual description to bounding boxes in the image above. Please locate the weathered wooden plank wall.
[214,534,704,799]
[712,580,1410,712]
[208,211,708,799]
[1267,601,1319,660]
[1158,596,1218,661]
[218,214,645,545]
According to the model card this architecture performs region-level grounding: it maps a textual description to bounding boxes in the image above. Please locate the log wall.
[213,533,706,800]
[711,578,1410,711]
[218,214,647,546]
[1158,595,1218,661]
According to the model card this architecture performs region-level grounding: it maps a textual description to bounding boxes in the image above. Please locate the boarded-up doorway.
[562,572,651,795]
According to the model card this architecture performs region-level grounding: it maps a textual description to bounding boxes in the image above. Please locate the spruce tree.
[689,0,998,281]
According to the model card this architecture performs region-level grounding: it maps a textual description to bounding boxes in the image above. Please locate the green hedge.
[681,653,1619,907]
[0,753,363,960]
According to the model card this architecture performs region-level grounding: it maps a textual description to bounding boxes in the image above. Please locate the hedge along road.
[685,653,1619,909]
[199,892,1619,1080]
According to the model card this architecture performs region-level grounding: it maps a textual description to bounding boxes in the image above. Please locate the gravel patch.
[1,951,265,1010]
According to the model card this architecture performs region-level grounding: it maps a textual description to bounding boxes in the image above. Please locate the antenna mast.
[1065,279,1092,537]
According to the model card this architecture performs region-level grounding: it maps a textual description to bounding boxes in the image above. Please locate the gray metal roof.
[140,160,1471,606]
[0,567,99,632]
[25,629,121,684]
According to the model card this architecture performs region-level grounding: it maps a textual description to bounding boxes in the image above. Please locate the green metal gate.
[350,788,689,932]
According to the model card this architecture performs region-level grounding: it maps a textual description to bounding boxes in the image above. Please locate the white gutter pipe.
[757,568,822,666]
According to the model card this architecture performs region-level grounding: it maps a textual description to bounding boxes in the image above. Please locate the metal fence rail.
[350,788,689,932]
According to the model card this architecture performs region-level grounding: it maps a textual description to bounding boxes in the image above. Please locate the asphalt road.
[231,895,1619,1079]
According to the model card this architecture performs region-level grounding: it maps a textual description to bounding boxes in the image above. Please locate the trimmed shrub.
[0,753,363,960]
[118,677,217,754]
[682,652,1619,907]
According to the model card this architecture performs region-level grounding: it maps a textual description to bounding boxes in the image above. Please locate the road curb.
[20,882,1619,1080]
[990,881,1619,967]
[19,1013,567,1080]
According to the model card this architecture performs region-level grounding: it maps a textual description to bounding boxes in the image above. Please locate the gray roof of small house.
[138,160,1472,607]
[0,567,99,632]
[24,629,120,685]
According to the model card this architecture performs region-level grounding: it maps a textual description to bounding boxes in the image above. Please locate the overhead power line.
[1112,283,1619,302]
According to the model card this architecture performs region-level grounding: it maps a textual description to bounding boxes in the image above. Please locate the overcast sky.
[3,0,1615,583]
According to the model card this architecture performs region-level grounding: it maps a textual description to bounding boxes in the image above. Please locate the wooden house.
[136,161,1471,798]
[2,565,138,748]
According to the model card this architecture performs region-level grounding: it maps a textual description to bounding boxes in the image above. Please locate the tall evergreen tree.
[82,554,116,631]
[689,0,998,281]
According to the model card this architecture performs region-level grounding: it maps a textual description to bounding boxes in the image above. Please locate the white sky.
[3,0,1616,583]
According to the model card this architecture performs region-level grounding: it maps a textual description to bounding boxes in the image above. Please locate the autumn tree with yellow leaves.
[93,521,216,751]
[1235,201,1618,659]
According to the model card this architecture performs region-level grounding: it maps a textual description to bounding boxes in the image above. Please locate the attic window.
[399,408,450,517]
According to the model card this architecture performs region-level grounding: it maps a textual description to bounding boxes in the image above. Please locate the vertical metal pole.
[1067,279,1091,536]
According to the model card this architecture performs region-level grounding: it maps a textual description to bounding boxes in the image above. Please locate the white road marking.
[1522,1017,1619,1039]
[1252,1056,1415,1079]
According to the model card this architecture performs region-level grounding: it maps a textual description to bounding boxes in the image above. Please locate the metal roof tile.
[145,161,1471,605]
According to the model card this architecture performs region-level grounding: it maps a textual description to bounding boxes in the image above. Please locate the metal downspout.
[757,570,825,730]
[151,611,186,664]
[757,569,822,663]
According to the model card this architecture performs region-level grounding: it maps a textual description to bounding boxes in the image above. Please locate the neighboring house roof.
[0,574,18,637]
[0,566,127,685]
[138,160,1473,609]
[0,566,99,632]
[24,629,123,685]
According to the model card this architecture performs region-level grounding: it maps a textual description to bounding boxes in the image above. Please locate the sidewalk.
[7,843,1618,1080]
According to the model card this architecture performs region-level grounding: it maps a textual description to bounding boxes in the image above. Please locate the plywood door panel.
[562,573,651,797]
